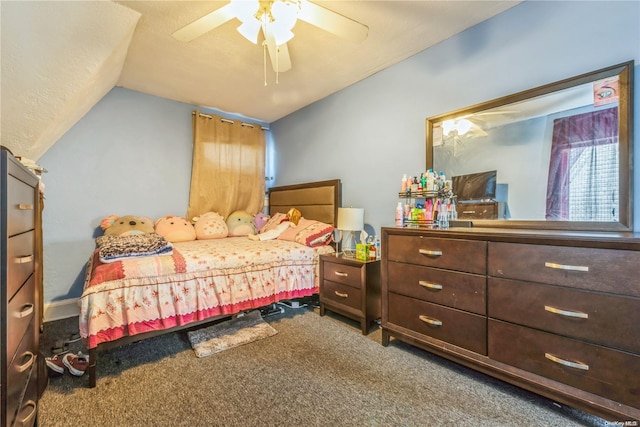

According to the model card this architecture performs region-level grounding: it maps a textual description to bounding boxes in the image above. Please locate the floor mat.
[187,310,278,358]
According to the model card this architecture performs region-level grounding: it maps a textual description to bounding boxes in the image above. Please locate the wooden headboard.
[268,179,341,226]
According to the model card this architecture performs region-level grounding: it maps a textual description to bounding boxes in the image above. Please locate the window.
[545,107,618,221]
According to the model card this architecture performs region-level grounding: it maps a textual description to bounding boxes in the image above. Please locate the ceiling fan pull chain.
[263,40,268,86]
[276,46,280,84]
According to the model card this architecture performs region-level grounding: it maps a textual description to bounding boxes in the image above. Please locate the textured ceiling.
[1,1,520,160]
[1,1,140,160]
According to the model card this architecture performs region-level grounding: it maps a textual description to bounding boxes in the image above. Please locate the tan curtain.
[187,111,265,220]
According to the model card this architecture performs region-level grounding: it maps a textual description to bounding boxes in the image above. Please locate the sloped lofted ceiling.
[1,1,520,161]
[1,1,141,160]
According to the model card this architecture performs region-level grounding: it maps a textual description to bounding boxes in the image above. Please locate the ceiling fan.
[172,0,368,78]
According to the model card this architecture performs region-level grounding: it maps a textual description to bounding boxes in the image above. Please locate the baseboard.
[43,298,80,322]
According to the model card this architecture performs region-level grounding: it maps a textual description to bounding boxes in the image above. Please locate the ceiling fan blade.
[298,0,368,42]
[172,3,235,42]
[265,30,292,73]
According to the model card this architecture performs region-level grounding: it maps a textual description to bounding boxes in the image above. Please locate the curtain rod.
[193,112,269,131]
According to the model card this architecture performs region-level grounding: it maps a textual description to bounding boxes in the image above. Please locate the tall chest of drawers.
[381,226,640,422]
[1,149,41,427]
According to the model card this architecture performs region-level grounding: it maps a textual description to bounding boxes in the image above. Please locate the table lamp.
[337,207,364,257]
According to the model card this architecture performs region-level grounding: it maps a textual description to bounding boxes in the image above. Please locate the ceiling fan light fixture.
[237,19,262,43]
[442,119,456,136]
[456,119,472,135]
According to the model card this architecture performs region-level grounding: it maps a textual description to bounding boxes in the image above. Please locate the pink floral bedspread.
[79,237,334,349]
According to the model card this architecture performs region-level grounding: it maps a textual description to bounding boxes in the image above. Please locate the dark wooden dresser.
[1,149,41,427]
[381,226,640,422]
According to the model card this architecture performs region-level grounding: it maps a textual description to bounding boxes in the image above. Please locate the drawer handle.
[419,249,443,257]
[418,315,443,327]
[17,400,37,426]
[19,303,35,318]
[16,351,35,373]
[18,203,34,210]
[14,254,34,264]
[544,352,589,371]
[418,280,443,290]
[334,271,348,277]
[544,305,588,319]
[544,262,589,272]
[334,291,349,298]
[462,210,476,214]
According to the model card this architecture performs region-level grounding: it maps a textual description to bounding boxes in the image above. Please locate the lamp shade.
[337,208,364,231]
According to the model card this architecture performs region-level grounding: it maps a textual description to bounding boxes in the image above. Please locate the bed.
[79,179,341,387]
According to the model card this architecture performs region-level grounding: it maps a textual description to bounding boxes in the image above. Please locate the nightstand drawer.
[388,292,486,355]
[388,235,486,274]
[321,280,362,311]
[489,242,640,297]
[488,277,640,353]
[7,174,35,237]
[7,230,35,300]
[388,262,486,315]
[489,319,640,409]
[7,274,36,362]
[323,261,362,289]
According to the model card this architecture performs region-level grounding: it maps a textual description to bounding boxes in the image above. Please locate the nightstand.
[319,253,381,334]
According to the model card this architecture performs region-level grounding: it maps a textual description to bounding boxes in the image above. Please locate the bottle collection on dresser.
[398,170,457,229]
[380,225,640,422]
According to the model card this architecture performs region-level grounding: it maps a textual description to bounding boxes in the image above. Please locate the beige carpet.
[187,310,278,358]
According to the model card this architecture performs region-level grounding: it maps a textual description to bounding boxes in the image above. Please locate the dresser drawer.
[323,260,362,289]
[488,277,640,354]
[6,322,37,427]
[7,274,36,363]
[489,320,640,409]
[7,230,35,300]
[488,242,640,297]
[7,174,36,237]
[321,280,362,311]
[388,235,486,274]
[387,262,486,315]
[13,367,38,427]
[457,202,501,219]
[388,292,487,354]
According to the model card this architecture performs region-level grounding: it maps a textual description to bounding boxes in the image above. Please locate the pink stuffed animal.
[155,215,196,242]
[193,212,228,240]
[253,213,270,233]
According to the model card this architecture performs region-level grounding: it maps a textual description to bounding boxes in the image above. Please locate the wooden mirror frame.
[426,61,634,232]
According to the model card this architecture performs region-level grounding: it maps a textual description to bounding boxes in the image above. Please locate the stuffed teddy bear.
[193,212,228,240]
[155,215,196,242]
[100,215,155,236]
[226,211,257,236]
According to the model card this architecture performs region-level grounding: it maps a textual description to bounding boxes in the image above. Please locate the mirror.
[426,61,634,232]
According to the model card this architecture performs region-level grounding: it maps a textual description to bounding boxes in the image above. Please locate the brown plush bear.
[100,215,155,236]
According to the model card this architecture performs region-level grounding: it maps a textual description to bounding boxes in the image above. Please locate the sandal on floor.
[65,332,82,344]
[51,341,69,356]
[63,352,89,377]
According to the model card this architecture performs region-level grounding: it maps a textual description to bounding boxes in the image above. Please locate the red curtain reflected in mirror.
[546,107,618,221]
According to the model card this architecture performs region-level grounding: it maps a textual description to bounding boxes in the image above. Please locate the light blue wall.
[271,1,640,237]
[39,88,267,302]
[40,1,640,304]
